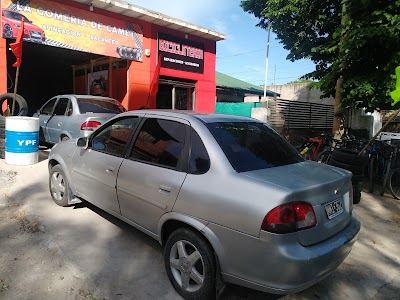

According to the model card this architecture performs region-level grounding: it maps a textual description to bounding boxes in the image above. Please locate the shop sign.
[0,0,143,61]
[158,32,204,74]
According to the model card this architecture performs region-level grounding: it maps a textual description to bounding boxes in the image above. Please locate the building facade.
[0,0,225,115]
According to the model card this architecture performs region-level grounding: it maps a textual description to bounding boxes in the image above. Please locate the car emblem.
[334,189,340,195]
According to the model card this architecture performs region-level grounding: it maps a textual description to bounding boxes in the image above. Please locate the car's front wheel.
[164,228,216,300]
[3,23,13,38]
[49,165,72,207]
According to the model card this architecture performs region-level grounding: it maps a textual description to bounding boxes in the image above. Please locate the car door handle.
[159,185,171,195]
[106,167,115,173]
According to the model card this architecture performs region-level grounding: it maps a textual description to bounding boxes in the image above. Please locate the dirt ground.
[0,167,101,300]
[1,152,400,300]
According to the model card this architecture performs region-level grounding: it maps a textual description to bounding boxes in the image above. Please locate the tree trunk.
[333,75,344,135]
[333,1,348,135]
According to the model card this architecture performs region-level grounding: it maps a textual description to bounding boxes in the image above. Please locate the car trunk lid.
[242,161,353,246]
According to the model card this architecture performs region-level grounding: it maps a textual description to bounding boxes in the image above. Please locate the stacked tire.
[0,93,29,159]
[329,148,368,204]
[0,116,5,159]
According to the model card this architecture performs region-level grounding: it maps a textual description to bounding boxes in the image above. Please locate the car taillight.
[81,120,101,131]
[261,202,317,234]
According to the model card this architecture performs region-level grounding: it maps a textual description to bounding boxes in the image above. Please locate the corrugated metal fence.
[269,99,334,130]
[216,99,334,130]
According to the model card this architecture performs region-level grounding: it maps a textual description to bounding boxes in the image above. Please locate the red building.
[0,0,225,114]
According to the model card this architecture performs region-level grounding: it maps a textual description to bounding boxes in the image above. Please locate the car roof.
[56,95,117,101]
[121,109,259,124]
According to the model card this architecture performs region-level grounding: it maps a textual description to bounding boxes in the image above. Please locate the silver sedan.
[47,110,360,299]
[34,94,125,145]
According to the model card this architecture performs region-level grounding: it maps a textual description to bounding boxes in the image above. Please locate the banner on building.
[158,32,204,74]
[1,0,143,61]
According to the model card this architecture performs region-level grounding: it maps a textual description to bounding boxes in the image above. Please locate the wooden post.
[11,65,20,116]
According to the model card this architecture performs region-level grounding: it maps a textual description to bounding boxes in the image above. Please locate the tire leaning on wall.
[0,116,5,159]
[0,93,29,116]
[328,148,368,204]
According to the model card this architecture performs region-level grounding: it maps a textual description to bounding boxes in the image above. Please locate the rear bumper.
[206,214,360,294]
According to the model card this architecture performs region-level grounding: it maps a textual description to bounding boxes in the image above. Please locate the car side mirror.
[77,137,88,149]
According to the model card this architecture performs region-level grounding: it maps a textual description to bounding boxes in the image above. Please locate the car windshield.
[206,121,304,172]
[3,10,31,22]
[77,98,126,114]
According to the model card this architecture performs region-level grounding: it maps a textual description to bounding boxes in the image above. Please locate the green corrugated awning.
[216,72,279,97]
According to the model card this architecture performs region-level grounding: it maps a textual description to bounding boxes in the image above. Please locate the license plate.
[324,199,344,219]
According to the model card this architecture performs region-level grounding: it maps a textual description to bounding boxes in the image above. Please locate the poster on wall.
[158,32,204,74]
[88,70,108,96]
[0,0,143,61]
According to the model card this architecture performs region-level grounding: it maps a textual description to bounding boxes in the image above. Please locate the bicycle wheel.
[389,169,400,200]
[315,149,331,164]
[380,160,392,196]
[367,158,375,193]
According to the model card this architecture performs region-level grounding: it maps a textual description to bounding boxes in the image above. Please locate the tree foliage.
[241,0,400,110]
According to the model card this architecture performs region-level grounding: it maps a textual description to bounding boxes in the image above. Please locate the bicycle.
[368,140,400,196]
[298,132,331,161]
[386,140,400,200]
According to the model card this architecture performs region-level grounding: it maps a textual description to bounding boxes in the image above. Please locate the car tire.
[164,228,216,300]
[49,165,72,207]
[331,148,366,165]
[61,135,70,142]
[3,23,13,38]
[0,93,28,116]
[0,116,5,159]
[0,137,4,159]
[0,115,5,138]
[353,192,361,204]
[329,157,364,175]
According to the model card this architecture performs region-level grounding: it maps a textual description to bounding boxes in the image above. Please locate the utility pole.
[263,22,271,98]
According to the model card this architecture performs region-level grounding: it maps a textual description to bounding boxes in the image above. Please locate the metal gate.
[268,99,334,130]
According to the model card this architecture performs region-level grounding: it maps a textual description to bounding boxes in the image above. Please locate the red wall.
[148,25,217,113]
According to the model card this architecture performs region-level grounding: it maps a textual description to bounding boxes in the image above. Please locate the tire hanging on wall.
[0,93,28,116]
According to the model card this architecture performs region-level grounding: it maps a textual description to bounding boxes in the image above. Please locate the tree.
[241,0,400,130]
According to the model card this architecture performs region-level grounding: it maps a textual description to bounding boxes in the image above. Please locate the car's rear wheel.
[164,228,216,300]
[49,165,72,207]
[61,135,70,142]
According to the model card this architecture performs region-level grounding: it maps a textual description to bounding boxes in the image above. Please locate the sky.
[127,0,316,87]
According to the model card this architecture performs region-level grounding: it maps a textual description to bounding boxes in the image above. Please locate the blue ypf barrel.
[5,116,39,165]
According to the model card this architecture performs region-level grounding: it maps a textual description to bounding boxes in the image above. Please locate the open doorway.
[156,78,195,110]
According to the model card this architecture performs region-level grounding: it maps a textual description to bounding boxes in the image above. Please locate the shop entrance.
[156,78,195,110]
[6,41,101,115]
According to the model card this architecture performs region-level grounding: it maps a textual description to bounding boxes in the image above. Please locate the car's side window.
[41,99,57,115]
[130,118,186,169]
[91,117,139,156]
[188,129,210,174]
[53,98,69,116]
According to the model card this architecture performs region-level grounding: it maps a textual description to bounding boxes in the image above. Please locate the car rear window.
[206,121,304,172]
[77,98,125,114]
